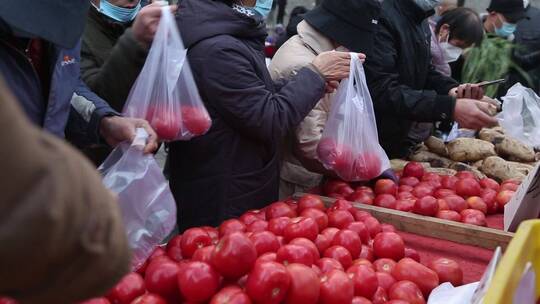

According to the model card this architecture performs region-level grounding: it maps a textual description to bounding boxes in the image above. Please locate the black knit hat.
[487,0,526,23]
[304,0,381,56]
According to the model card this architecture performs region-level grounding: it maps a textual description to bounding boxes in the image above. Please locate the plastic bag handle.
[132,128,149,148]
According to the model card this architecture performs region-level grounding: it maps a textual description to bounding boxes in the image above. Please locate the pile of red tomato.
[323,162,519,227]
[79,194,465,304]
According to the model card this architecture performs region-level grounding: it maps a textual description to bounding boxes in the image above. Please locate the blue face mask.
[495,22,517,38]
[253,0,273,19]
[97,0,141,23]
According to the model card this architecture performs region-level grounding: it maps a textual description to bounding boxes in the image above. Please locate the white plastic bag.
[498,83,540,149]
[99,129,177,270]
[123,6,211,141]
[316,54,390,181]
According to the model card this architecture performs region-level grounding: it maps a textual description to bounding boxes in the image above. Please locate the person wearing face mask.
[364,0,498,159]
[484,0,526,40]
[171,0,356,230]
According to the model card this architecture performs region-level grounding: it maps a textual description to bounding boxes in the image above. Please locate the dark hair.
[436,7,484,46]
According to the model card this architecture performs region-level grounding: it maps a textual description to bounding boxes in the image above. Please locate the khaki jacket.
[0,78,130,304]
[269,21,336,198]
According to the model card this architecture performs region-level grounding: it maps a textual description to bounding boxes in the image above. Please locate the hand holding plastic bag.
[99,129,176,270]
[316,53,390,181]
[123,5,211,141]
[498,83,540,149]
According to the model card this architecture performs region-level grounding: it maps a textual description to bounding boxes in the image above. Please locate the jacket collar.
[399,0,435,24]
[88,5,130,39]
[296,21,334,55]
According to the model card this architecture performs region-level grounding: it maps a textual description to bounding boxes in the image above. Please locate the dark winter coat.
[169,0,325,231]
[365,0,459,159]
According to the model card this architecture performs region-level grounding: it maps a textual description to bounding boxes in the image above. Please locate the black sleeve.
[513,48,540,71]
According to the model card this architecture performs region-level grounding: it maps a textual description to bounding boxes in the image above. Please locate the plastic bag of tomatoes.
[123,5,211,142]
[316,54,390,181]
[100,129,176,270]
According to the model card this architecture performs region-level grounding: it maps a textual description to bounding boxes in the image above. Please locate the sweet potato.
[493,136,536,162]
[481,156,526,182]
[478,128,504,143]
[447,138,497,162]
[425,167,457,176]
[472,160,484,169]
[449,162,486,179]
[507,161,534,176]
[425,136,448,157]
[409,151,453,168]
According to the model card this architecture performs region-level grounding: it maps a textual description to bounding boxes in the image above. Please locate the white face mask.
[440,42,463,63]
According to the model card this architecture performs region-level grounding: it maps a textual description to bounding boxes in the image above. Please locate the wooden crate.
[293,193,514,250]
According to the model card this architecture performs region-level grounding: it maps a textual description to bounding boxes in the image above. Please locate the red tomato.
[321,227,340,242]
[332,229,362,258]
[359,245,375,261]
[178,261,220,302]
[166,245,183,262]
[348,265,378,298]
[202,226,220,243]
[480,178,500,191]
[443,195,468,213]
[146,106,181,141]
[300,208,329,231]
[317,257,345,273]
[392,258,439,296]
[324,245,353,269]
[319,270,355,304]
[404,248,420,262]
[351,258,375,270]
[371,287,389,304]
[324,180,350,196]
[395,199,415,212]
[436,210,461,222]
[397,191,414,199]
[388,281,425,304]
[165,235,182,251]
[285,263,320,304]
[376,272,396,291]
[335,184,355,197]
[374,194,397,209]
[107,273,145,304]
[347,191,374,205]
[456,171,476,180]
[374,179,398,196]
[455,178,481,197]
[403,162,424,179]
[267,217,291,236]
[480,188,498,214]
[130,294,167,304]
[428,258,463,286]
[373,232,405,261]
[210,286,251,304]
[240,211,263,225]
[246,220,268,232]
[297,194,325,212]
[400,176,420,187]
[181,105,211,136]
[80,298,111,304]
[315,234,332,253]
[284,217,319,242]
[466,196,488,214]
[374,258,397,274]
[345,221,370,244]
[219,219,247,236]
[356,185,375,195]
[192,245,216,264]
[413,196,439,216]
[352,210,372,222]
[246,261,291,304]
[328,210,355,229]
[212,232,257,278]
[289,238,320,262]
[351,296,372,304]
[437,199,450,211]
[180,228,212,258]
[257,252,277,264]
[440,175,459,190]
[496,190,515,210]
[363,217,382,238]
[460,209,487,226]
[266,202,296,219]
[249,231,280,256]
[500,182,519,192]
[149,247,166,261]
[381,224,397,232]
[277,244,314,266]
[145,261,181,300]
[434,189,456,199]
[329,199,354,212]
[412,186,433,199]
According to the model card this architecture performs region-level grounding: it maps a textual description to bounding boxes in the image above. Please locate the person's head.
[221,0,273,19]
[484,0,526,38]
[91,0,142,23]
[435,0,458,16]
[304,0,381,56]
[435,8,483,63]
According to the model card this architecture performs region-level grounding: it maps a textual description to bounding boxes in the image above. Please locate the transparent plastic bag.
[498,83,540,149]
[123,6,211,141]
[99,129,177,270]
[316,54,390,181]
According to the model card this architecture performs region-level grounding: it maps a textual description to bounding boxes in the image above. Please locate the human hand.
[132,2,178,48]
[453,99,498,130]
[312,52,366,82]
[100,116,158,154]
[325,81,339,94]
[449,83,485,100]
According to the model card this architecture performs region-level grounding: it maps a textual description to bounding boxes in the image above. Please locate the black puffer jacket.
[365,0,458,159]
[169,0,325,231]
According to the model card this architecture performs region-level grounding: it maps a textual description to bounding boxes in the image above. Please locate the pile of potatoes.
[396,127,540,182]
